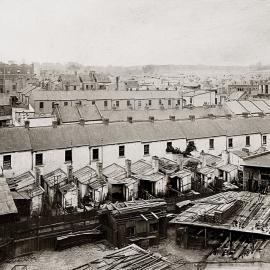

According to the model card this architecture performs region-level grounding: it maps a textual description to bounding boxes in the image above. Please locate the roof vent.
[149,116,154,123]
[127,116,133,123]
[169,115,176,121]
[189,115,195,121]
[103,118,109,125]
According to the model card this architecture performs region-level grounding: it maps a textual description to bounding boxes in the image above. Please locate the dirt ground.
[0,227,229,270]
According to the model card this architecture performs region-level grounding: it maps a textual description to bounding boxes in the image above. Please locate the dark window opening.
[65,149,72,162]
[64,102,68,106]
[39,102,44,109]
[209,138,214,149]
[35,153,43,166]
[92,148,99,160]
[167,142,172,148]
[92,100,95,105]
[119,145,125,157]
[144,144,150,155]
[104,100,108,107]
[3,155,11,169]
[246,136,250,146]
[263,135,267,145]
[116,100,120,107]
[228,138,233,148]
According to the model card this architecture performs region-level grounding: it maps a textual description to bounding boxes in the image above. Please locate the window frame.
[65,149,72,163]
[35,153,43,166]
[209,138,214,149]
[3,155,11,170]
[119,145,125,157]
[92,148,99,161]
[228,138,233,148]
[144,144,150,156]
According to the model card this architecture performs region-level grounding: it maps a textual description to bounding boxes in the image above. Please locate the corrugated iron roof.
[43,168,67,188]
[73,165,97,184]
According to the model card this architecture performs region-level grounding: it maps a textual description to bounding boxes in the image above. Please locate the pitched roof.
[0,177,18,216]
[10,171,35,191]
[73,165,97,184]
[103,163,126,179]
[0,127,32,154]
[242,151,270,168]
[43,168,67,187]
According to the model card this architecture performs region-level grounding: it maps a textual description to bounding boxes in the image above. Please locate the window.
[39,102,44,109]
[65,149,72,162]
[177,99,181,105]
[168,99,171,106]
[64,102,68,106]
[12,85,16,91]
[167,141,172,148]
[138,100,141,107]
[159,99,162,105]
[190,98,193,104]
[148,100,152,106]
[92,148,99,160]
[92,100,95,105]
[74,86,76,90]
[3,155,11,169]
[52,102,55,109]
[228,138,233,148]
[246,136,250,146]
[209,138,214,149]
[126,226,135,237]
[35,153,43,166]
[86,85,89,90]
[119,145,125,157]
[127,100,131,106]
[116,100,120,107]
[266,85,269,94]
[263,135,267,145]
[104,100,108,107]
[144,144,150,155]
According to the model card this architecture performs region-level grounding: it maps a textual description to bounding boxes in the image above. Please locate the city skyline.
[0,0,270,66]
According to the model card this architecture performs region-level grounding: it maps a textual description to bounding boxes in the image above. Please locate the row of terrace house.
[1,116,270,179]
[26,90,184,114]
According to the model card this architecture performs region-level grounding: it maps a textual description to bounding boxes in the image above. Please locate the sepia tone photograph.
[1,0,270,269]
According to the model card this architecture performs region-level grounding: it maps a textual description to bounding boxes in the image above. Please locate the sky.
[0,0,269,66]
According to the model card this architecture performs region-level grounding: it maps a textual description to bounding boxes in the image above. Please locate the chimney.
[125,159,132,177]
[221,150,229,165]
[258,112,265,117]
[200,152,207,168]
[208,113,216,119]
[127,116,133,123]
[25,120,30,129]
[169,115,176,121]
[79,118,85,126]
[96,162,103,179]
[242,112,249,118]
[176,154,184,170]
[67,164,73,183]
[189,115,195,121]
[149,116,154,123]
[152,156,159,173]
[226,114,232,120]
[103,118,109,125]
[116,76,119,90]
[52,120,58,128]
[35,166,41,187]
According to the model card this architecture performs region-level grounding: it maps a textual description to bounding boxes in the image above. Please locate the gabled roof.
[103,163,126,179]
[43,168,67,188]
[10,171,35,191]
[73,165,97,184]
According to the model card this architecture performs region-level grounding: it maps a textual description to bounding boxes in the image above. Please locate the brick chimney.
[176,154,184,170]
[152,156,159,173]
[35,166,41,187]
[67,164,73,183]
[125,159,132,177]
[96,162,103,179]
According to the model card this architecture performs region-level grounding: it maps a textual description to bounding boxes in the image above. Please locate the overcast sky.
[0,0,269,66]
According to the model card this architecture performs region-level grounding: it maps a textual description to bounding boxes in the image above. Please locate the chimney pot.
[152,156,159,173]
[103,118,109,125]
[52,120,58,128]
[79,118,85,126]
[25,120,30,129]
